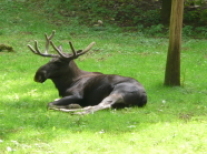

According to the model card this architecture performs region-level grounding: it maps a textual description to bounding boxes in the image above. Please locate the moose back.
[28,31,147,114]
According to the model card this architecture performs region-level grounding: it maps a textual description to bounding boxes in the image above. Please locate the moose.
[28,31,147,114]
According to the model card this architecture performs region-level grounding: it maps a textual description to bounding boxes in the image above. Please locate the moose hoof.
[67,104,82,109]
[47,104,60,110]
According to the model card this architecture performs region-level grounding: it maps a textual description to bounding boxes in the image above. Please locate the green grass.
[0,1,207,154]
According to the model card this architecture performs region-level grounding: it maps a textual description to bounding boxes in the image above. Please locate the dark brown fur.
[35,59,147,114]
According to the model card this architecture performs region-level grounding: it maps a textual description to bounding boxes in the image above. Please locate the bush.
[56,0,161,26]
[26,0,207,37]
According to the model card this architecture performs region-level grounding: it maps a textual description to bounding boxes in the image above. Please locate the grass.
[0,1,207,153]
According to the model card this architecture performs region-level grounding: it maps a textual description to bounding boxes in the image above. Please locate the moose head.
[28,31,95,84]
[28,31,147,114]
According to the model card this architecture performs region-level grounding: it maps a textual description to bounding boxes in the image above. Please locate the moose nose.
[34,71,47,83]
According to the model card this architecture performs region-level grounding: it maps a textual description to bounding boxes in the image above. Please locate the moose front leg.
[59,93,125,115]
[48,95,82,111]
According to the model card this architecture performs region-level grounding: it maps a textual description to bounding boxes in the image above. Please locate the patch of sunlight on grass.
[1,122,206,154]
[50,122,206,154]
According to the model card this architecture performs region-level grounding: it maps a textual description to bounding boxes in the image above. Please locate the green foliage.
[195,26,207,36]
[41,0,161,26]
[145,24,165,35]
[136,9,161,25]
[198,8,207,24]
[24,0,207,37]
[184,8,207,25]
[182,25,207,38]
[49,0,207,27]
[184,0,207,26]
[185,0,206,6]
[3,0,203,37]
[183,25,194,36]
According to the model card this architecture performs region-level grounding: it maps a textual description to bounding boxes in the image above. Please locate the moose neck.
[51,60,85,97]
[68,60,83,79]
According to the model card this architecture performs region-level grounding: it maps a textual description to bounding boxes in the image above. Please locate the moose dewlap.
[28,31,147,114]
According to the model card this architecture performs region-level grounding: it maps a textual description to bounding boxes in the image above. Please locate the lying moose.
[28,31,147,114]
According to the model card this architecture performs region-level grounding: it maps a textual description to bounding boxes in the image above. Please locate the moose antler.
[28,30,96,59]
[28,30,58,58]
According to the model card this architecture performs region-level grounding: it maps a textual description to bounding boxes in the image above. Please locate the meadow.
[0,1,207,153]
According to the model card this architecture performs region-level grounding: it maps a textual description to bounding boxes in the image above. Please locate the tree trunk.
[161,0,172,25]
[164,0,184,86]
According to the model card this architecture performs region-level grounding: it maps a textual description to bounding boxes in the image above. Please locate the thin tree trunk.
[164,0,184,86]
[161,0,172,25]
